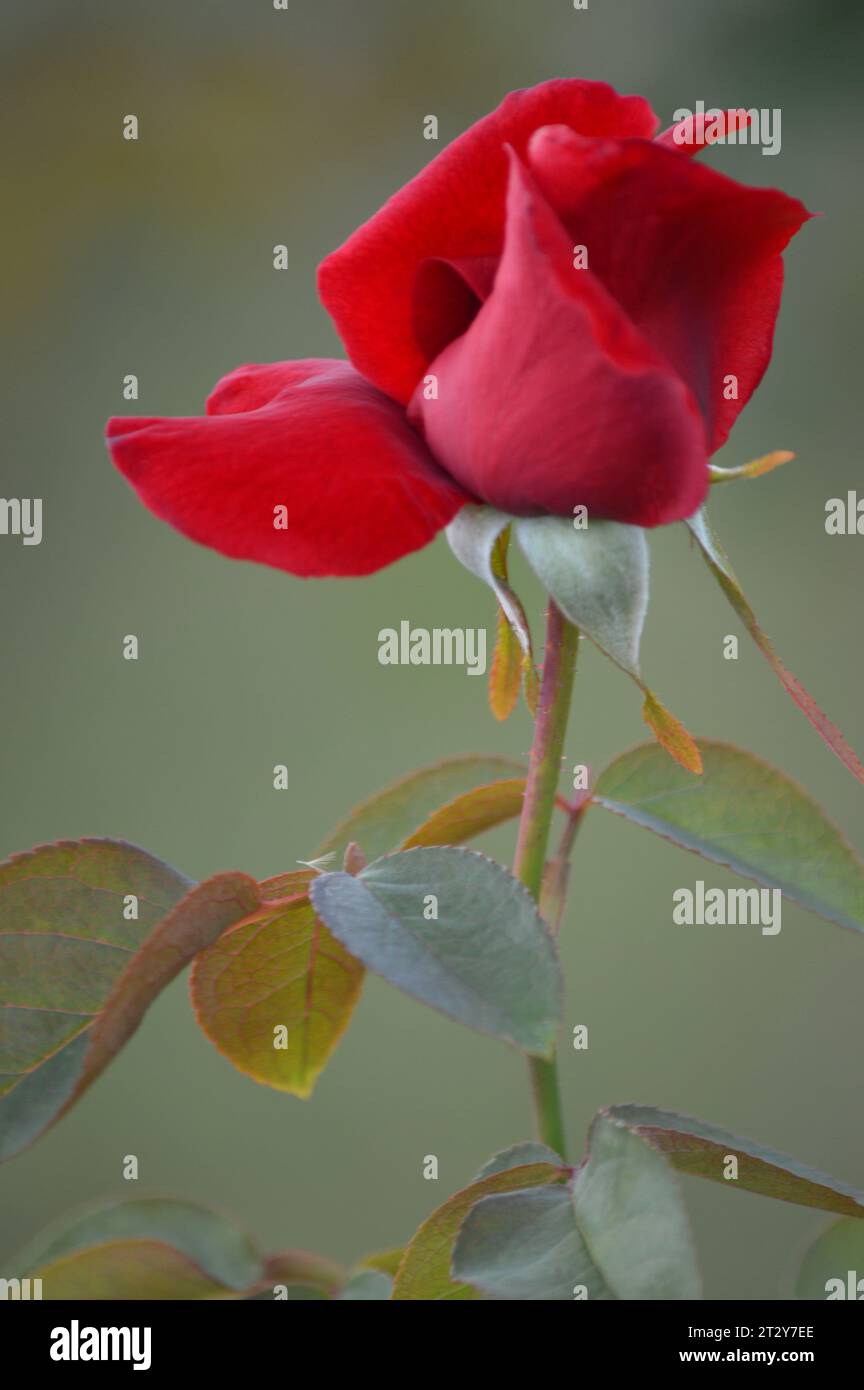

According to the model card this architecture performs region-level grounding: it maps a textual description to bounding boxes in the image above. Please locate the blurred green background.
[2,0,863,1299]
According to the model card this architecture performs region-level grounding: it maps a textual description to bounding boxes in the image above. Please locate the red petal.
[527,124,812,451]
[107,360,469,578]
[318,80,658,405]
[654,107,751,155]
[408,152,707,527]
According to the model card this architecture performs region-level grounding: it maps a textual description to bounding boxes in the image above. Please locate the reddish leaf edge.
[688,510,864,786]
[63,870,264,1121]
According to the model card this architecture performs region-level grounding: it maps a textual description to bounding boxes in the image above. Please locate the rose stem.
[512,598,580,1160]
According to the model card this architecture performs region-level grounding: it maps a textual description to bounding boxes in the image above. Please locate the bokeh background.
[2,0,862,1300]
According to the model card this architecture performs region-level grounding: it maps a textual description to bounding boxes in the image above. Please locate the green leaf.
[262,1248,345,1295]
[709,448,794,485]
[641,692,703,775]
[316,755,524,863]
[446,505,533,659]
[606,1106,864,1217]
[516,516,701,773]
[190,873,364,1099]
[688,508,864,785]
[336,1270,393,1300]
[453,1116,700,1301]
[516,515,647,675]
[522,652,540,716]
[447,508,541,720]
[489,601,523,721]
[12,1198,264,1300]
[399,778,526,850]
[391,1161,566,1301]
[569,1113,702,1299]
[0,840,259,1161]
[594,739,864,934]
[490,523,531,721]
[453,1187,590,1300]
[474,1141,563,1180]
[9,1199,345,1301]
[796,1219,864,1299]
[310,847,562,1055]
[358,1246,404,1276]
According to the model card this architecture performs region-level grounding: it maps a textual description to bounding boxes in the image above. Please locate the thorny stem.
[513,599,580,1160]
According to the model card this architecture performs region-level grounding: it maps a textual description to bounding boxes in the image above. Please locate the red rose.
[107,79,809,577]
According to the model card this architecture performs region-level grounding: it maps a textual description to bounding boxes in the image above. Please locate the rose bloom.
[106,80,809,577]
